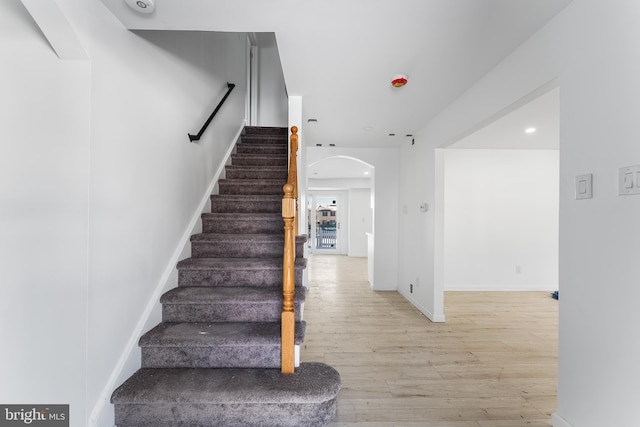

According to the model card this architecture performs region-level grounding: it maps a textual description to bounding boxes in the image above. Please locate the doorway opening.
[307,192,346,255]
[440,85,559,296]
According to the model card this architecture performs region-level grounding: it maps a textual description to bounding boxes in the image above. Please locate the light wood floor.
[302,255,558,427]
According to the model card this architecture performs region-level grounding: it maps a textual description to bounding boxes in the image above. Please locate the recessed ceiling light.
[329,144,336,147]
[307,118,318,124]
[364,172,369,175]
[316,143,322,147]
[124,0,155,14]
[525,127,536,134]
[388,133,396,137]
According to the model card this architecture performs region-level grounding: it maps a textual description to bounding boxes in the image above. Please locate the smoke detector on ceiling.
[391,74,408,88]
[124,0,155,14]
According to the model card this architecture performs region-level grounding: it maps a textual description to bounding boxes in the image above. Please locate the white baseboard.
[88,122,245,427]
[552,412,573,427]
[445,286,557,292]
[397,289,446,323]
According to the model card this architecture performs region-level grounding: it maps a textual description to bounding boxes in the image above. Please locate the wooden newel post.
[281,182,296,374]
[288,126,299,237]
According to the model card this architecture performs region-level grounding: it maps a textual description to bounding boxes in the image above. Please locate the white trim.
[397,289,446,323]
[88,122,246,427]
[552,412,573,427]
[250,45,258,126]
[445,286,558,292]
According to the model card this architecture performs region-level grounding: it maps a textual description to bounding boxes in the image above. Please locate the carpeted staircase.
[111,126,340,426]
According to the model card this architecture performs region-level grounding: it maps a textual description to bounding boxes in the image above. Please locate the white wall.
[444,149,559,291]
[0,1,90,422]
[308,147,399,290]
[399,1,640,425]
[256,33,287,127]
[348,189,372,257]
[555,2,640,426]
[1,1,249,426]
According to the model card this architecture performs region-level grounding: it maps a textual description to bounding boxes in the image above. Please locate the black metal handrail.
[188,82,235,142]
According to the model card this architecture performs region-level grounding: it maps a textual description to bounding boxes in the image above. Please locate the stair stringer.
[88,121,246,427]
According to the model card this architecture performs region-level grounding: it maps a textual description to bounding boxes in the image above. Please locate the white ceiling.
[308,156,374,180]
[451,86,559,150]
[100,0,571,149]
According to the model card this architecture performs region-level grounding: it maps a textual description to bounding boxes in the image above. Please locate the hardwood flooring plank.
[301,255,559,426]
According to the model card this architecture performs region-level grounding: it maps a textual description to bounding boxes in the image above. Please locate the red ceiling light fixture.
[391,74,408,88]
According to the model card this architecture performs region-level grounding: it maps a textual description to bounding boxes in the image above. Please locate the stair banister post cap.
[283,183,294,195]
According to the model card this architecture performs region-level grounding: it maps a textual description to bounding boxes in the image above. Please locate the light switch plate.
[575,174,592,200]
[619,165,640,195]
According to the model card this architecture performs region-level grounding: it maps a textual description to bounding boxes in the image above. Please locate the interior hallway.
[302,255,558,427]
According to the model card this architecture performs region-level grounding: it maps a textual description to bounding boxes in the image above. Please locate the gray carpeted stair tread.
[231,154,287,160]
[190,234,305,258]
[225,165,288,180]
[160,286,306,323]
[210,194,283,201]
[202,212,283,220]
[218,179,286,196]
[111,363,340,404]
[140,321,306,347]
[201,212,284,234]
[220,178,286,184]
[161,286,306,305]
[176,257,306,288]
[243,126,287,136]
[230,154,287,167]
[209,194,282,213]
[177,257,306,271]
[190,233,306,244]
[236,144,287,155]
[238,136,288,145]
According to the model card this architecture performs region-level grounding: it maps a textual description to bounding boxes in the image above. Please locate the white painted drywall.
[256,33,287,127]
[2,1,249,426]
[348,188,372,257]
[399,1,640,425]
[555,2,640,426]
[443,149,559,291]
[307,147,399,290]
[0,2,90,425]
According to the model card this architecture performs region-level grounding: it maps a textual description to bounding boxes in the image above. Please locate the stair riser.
[240,137,288,145]
[236,144,287,155]
[202,218,283,234]
[210,198,281,213]
[225,168,287,180]
[114,399,337,427]
[243,126,287,136]
[141,345,281,369]
[191,240,304,258]
[219,182,284,196]
[178,267,304,288]
[162,300,303,323]
[231,155,287,167]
